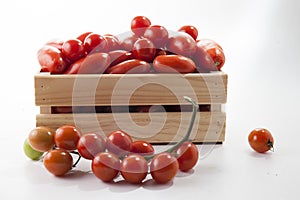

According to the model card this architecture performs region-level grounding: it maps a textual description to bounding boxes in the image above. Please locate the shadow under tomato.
[142,178,173,190]
[175,169,195,178]
[247,149,274,160]
[108,179,142,193]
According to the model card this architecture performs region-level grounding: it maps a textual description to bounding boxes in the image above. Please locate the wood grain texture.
[36,112,226,143]
[35,72,228,106]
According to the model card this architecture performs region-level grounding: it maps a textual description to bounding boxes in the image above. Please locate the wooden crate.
[34,72,228,143]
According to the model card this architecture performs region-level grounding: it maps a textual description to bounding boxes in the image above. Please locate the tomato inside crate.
[35,72,227,143]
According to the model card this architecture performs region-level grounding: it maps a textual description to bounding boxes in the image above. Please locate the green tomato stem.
[144,96,199,161]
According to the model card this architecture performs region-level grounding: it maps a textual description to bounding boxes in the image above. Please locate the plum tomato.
[107,59,151,74]
[76,31,93,43]
[192,45,216,72]
[64,52,110,74]
[43,149,73,176]
[175,141,198,172]
[77,133,106,160]
[150,152,179,184]
[166,33,196,57]
[131,16,151,36]
[153,55,196,73]
[248,128,274,153]
[54,125,81,151]
[178,25,198,40]
[108,50,134,67]
[62,39,86,62]
[84,33,108,54]
[144,25,169,48]
[106,130,133,157]
[120,34,139,51]
[37,45,68,74]
[121,154,148,184]
[131,140,154,156]
[104,35,120,51]
[28,126,55,152]
[92,152,121,182]
[193,39,225,71]
[133,38,156,62]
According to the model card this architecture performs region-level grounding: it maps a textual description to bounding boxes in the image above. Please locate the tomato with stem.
[248,128,274,153]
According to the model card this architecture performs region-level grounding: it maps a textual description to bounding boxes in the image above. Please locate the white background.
[0,0,300,199]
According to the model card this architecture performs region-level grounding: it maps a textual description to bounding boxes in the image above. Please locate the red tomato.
[77,133,106,160]
[106,130,133,157]
[176,142,199,172]
[131,140,154,156]
[133,38,156,62]
[248,128,274,153]
[37,45,68,74]
[62,39,86,62]
[43,149,73,176]
[150,152,179,184]
[54,125,81,151]
[28,127,55,152]
[92,152,121,182]
[64,52,110,74]
[193,39,225,71]
[76,31,93,43]
[104,35,120,51]
[166,33,196,57]
[121,154,148,184]
[153,55,196,73]
[120,34,139,51]
[108,50,134,67]
[131,16,151,36]
[192,45,216,72]
[107,59,151,74]
[84,33,108,54]
[178,25,198,40]
[144,25,169,48]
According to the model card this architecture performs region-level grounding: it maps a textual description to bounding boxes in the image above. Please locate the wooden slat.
[36,112,226,143]
[40,106,51,114]
[35,72,227,106]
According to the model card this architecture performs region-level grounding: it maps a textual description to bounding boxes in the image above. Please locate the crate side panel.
[35,73,227,106]
[36,112,226,143]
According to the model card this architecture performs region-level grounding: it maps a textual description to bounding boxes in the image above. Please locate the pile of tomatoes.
[24,125,199,184]
[37,16,225,74]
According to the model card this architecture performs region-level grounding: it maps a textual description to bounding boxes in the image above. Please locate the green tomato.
[23,139,44,160]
